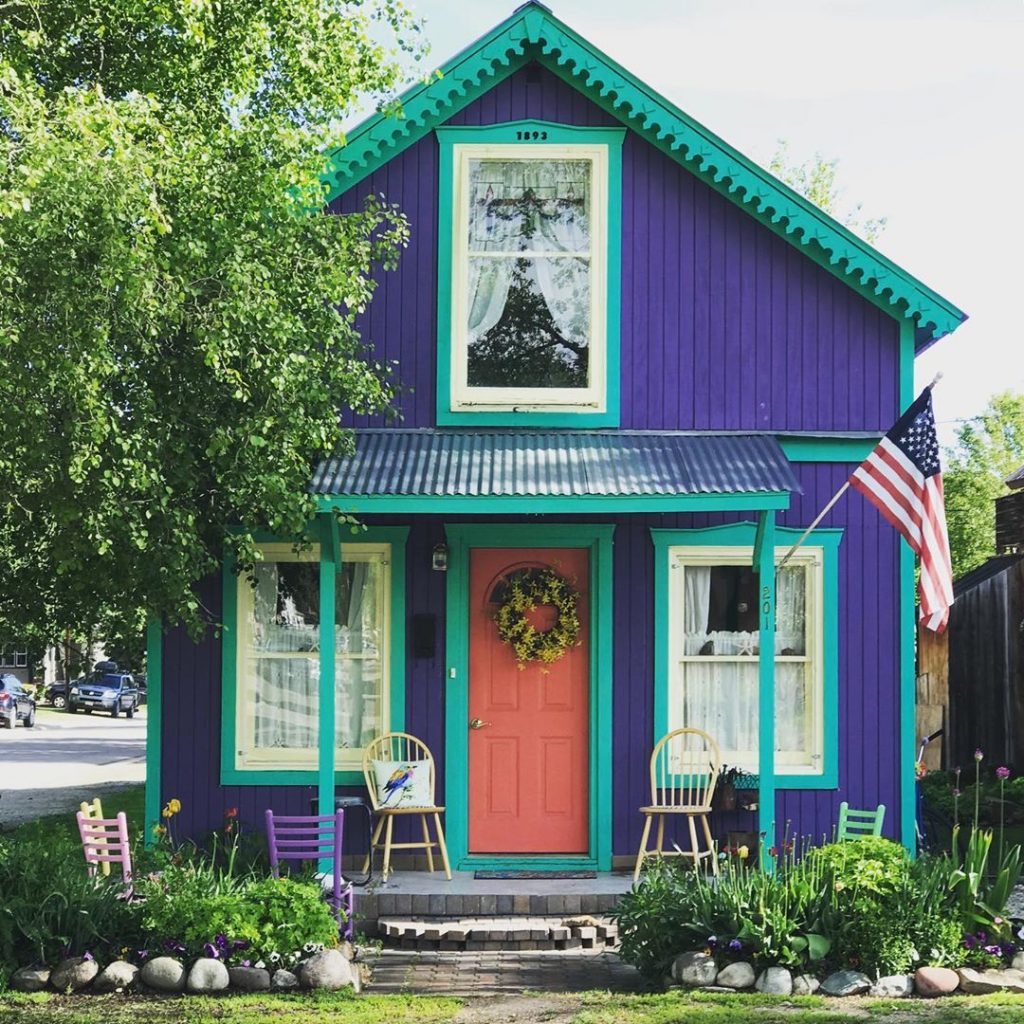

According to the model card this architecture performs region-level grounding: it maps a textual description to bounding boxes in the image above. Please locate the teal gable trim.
[219,525,408,788]
[650,522,842,792]
[435,121,624,428]
[316,492,790,514]
[323,2,966,344]
[443,522,614,871]
[144,620,163,845]
[778,435,879,463]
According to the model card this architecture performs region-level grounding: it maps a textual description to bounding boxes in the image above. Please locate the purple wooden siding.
[333,64,900,433]
[160,464,902,853]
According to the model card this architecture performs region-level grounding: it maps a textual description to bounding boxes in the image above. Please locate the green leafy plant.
[945,824,1022,941]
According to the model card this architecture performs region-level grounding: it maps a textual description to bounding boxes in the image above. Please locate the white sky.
[398,0,1023,447]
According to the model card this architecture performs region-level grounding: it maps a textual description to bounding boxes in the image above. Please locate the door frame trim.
[443,522,615,871]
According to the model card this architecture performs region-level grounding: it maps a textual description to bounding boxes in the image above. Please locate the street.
[0,704,145,828]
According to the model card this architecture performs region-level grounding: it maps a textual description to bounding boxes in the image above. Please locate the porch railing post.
[756,510,777,873]
[318,512,339,874]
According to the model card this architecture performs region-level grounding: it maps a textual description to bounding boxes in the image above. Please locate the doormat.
[473,870,597,879]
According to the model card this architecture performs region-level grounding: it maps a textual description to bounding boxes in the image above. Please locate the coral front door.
[468,548,590,854]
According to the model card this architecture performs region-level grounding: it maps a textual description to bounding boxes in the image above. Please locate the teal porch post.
[318,513,339,872]
[755,510,777,871]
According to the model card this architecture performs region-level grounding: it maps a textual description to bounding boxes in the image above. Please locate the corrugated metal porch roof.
[311,430,801,498]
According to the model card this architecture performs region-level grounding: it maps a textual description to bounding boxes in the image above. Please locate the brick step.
[376,915,620,952]
[356,889,624,924]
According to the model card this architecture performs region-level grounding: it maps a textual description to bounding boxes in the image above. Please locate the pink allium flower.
[975,749,984,762]
[997,766,1011,780]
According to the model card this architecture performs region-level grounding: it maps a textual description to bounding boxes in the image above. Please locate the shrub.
[136,866,340,963]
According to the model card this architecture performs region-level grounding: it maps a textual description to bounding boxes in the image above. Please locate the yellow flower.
[737,845,749,860]
[162,798,181,818]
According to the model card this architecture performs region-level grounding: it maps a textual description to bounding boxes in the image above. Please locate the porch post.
[755,510,777,872]
[318,512,339,872]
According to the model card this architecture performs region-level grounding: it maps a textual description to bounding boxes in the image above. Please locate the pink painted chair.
[265,809,353,939]
[76,809,133,883]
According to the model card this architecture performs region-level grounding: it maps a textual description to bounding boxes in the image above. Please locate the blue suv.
[68,672,139,718]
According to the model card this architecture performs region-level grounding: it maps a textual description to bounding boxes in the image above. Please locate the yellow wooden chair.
[79,797,110,877]
[362,732,451,882]
[633,728,722,881]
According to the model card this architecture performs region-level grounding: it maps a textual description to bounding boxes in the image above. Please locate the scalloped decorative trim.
[324,3,965,343]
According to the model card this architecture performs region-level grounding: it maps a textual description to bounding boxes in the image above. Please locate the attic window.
[449,142,609,414]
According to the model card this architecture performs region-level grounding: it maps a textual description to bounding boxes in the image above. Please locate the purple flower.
[136,950,150,962]
[203,943,220,959]
[215,933,229,950]
[978,931,988,944]
[82,951,94,962]
[997,766,1011,780]
[241,960,251,968]
[707,935,718,947]
[232,940,250,952]
[975,749,984,762]
[985,944,1001,956]
[728,939,743,952]
[964,935,977,949]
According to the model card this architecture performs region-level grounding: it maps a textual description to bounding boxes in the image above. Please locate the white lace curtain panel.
[466,159,592,354]
[678,566,808,756]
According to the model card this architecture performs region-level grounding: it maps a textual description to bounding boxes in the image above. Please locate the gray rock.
[869,974,914,998]
[11,967,50,993]
[49,957,99,992]
[1014,952,1024,973]
[140,956,186,992]
[186,958,230,993]
[821,970,872,997]
[956,967,1024,994]
[671,951,718,987]
[715,961,755,989]
[792,974,820,996]
[271,968,299,990]
[914,966,959,997]
[755,966,793,995]
[337,940,356,961]
[93,961,139,993]
[299,949,354,991]
[229,966,272,991]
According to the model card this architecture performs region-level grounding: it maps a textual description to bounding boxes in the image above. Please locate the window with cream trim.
[667,545,825,775]
[449,142,609,413]
[234,542,390,773]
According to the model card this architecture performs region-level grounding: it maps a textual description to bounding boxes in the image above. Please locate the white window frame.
[449,142,609,413]
[667,544,826,776]
[234,542,392,773]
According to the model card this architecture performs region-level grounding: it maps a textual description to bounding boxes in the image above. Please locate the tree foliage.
[944,391,1024,578]
[770,141,887,243]
[0,0,426,641]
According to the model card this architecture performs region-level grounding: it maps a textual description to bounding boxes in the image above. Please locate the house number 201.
[762,585,773,627]
[515,130,548,140]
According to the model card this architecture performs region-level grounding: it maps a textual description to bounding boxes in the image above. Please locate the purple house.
[146,2,966,872]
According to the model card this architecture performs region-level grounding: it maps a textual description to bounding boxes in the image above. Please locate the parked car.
[0,673,36,728]
[46,680,70,709]
[134,674,147,706]
[68,672,139,718]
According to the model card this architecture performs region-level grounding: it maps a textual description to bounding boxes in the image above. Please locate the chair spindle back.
[649,728,721,810]
[264,810,345,922]
[76,810,132,882]
[837,802,886,840]
[362,732,436,810]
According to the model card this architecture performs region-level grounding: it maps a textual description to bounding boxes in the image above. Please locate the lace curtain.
[466,159,592,361]
[675,564,810,762]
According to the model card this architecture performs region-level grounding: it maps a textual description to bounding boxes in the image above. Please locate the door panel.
[468,547,590,854]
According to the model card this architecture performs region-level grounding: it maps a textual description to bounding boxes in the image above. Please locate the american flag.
[850,387,954,632]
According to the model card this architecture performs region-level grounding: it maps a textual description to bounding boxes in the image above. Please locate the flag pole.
[776,372,944,573]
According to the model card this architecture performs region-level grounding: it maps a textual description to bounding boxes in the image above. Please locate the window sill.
[438,407,620,428]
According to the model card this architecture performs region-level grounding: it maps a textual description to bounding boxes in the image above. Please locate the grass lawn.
[0,784,145,843]
[6,990,1024,1024]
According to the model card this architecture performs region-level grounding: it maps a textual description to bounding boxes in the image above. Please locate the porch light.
[432,544,449,572]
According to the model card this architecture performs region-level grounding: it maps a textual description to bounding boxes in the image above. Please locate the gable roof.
[324,1,966,350]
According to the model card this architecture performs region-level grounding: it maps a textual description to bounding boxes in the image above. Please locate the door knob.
[469,717,490,730]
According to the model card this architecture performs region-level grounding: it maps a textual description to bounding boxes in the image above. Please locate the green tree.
[0,1,426,642]
[770,141,887,243]
[944,391,1024,578]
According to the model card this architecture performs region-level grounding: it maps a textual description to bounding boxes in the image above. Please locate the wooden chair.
[362,732,451,882]
[633,728,721,881]
[76,808,132,883]
[265,809,353,939]
[79,798,110,877]
[837,802,885,840]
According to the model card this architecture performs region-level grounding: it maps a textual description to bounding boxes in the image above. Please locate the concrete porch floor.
[366,869,635,896]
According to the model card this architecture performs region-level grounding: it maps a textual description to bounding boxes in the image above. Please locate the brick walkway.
[367,948,644,995]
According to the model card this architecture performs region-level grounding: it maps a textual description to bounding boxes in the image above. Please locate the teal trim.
[650,522,842,792]
[899,320,917,852]
[317,513,338,870]
[144,620,163,846]
[219,526,409,787]
[757,510,777,870]
[778,435,879,463]
[323,3,967,343]
[443,522,615,871]
[316,492,790,514]
[435,121,624,428]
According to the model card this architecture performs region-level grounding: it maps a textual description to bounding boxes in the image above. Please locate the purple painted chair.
[265,809,353,939]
